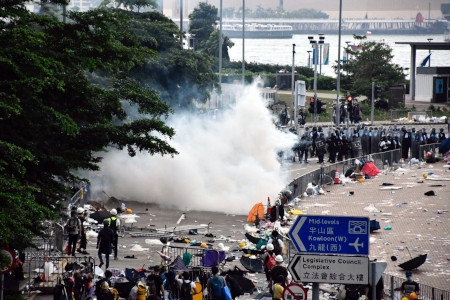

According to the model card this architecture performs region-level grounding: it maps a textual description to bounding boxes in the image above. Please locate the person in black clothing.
[401,271,420,298]
[310,127,318,157]
[297,134,310,164]
[401,127,411,159]
[97,281,114,300]
[95,270,113,300]
[438,128,446,143]
[315,133,326,164]
[327,133,338,163]
[269,255,288,294]
[108,209,120,260]
[147,266,164,300]
[97,219,114,269]
[337,135,350,161]
[76,207,89,255]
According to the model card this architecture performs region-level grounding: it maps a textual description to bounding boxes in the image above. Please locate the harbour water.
[228,34,450,77]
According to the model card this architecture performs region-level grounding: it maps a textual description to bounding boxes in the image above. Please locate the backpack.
[210,276,223,299]
[266,255,276,270]
[66,217,80,234]
[146,275,157,296]
[108,217,118,234]
[272,238,282,255]
[179,280,192,300]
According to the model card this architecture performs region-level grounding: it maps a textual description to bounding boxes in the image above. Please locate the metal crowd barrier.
[160,244,220,269]
[418,143,441,160]
[24,222,65,260]
[287,149,401,200]
[25,255,96,295]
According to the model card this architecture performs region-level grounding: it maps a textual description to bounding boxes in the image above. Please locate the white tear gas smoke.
[87,84,297,215]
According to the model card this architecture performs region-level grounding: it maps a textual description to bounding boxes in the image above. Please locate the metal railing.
[25,255,96,295]
[160,244,224,269]
[283,148,450,296]
[418,143,441,160]
[287,149,401,200]
[384,273,450,300]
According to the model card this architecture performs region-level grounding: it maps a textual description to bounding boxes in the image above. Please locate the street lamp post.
[292,44,297,129]
[318,33,325,75]
[307,50,312,69]
[308,36,319,124]
[427,38,433,67]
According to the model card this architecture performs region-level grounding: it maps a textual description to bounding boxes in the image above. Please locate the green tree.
[188,2,218,51]
[123,10,218,108]
[204,29,234,61]
[115,0,158,12]
[0,6,179,251]
[336,35,405,101]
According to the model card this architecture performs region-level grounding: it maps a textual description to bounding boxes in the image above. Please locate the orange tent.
[247,202,265,223]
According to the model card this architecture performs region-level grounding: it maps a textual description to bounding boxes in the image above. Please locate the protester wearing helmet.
[263,243,276,282]
[97,218,114,269]
[401,271,420,299]
[269,254,290,296]
[76,207,89,255]
[108,208,121,260]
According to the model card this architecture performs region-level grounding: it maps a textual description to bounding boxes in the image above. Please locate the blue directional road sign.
[288,215,370,256]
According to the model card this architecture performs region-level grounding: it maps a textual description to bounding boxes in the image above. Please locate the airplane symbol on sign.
[349,237,364,252]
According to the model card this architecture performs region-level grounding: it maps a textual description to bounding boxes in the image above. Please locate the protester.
[108,208,121,260]
[147,266,164,300]
[65,210,82,257]
[262,243,276,282]
[207,266,226,300]
[95,270,113,299]
[97,281,114,300]
[267,230,283,256]
[269,255,289,293]
[97,219,114,269]
[76,207,89,255]
[401,271,420,299]
[344,284,368,300]
[176,271,197,300]
[272,275,285,300]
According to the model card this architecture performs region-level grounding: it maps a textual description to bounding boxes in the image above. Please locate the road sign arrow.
[288,254,302,281]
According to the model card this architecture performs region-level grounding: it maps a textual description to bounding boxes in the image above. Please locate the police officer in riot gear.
[401,127,410,160]
[438,128,446,143]
[315,133,326,164]
[327,133,338,163]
